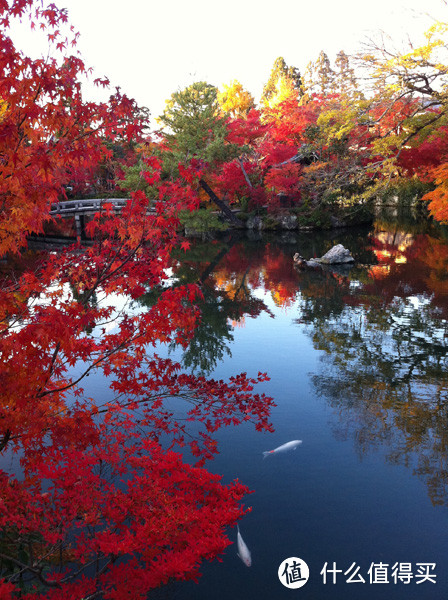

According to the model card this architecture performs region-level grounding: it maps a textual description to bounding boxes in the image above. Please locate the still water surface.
[68,213,448,599]
[153,215,448,600]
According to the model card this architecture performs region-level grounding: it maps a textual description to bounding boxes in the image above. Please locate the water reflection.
[138,238,271,374]
[164,220,448,509]
[302,222,448,508]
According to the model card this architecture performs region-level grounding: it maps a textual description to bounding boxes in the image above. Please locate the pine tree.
[158,81,228,163]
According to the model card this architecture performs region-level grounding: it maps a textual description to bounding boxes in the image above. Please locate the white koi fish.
[236,524,252,567]
[262,439,302,458]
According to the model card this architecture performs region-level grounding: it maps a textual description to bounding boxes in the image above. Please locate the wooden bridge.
[48,195,241,240]
[50,198,129,215]
[50,198,138,239]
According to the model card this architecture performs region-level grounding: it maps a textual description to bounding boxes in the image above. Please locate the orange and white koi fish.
[262,440,302,458]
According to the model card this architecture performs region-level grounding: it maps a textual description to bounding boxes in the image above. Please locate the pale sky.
[10,0,448,124]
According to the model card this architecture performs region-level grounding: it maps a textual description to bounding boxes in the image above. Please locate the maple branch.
[38,341,127,397]
[396,109,447,157]
[38,341,61,395]
[82,239,131,306]
[367,90,412,128]
[0,429,11,452]
[0,551,61,588]
[59,556,112,585]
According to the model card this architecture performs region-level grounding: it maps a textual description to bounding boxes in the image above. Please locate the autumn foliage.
[3,0,448,596]
[136,22,448,223]
[0,3,274,598]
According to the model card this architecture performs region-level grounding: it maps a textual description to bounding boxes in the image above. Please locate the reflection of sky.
[5,233,448,599]
[91,292,135,335]
[407,295,431,310]
[170,256,448,600]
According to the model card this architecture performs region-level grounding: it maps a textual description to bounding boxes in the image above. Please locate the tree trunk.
[238,158,253,189]
[199,237,238,283]
[198,179,243,227]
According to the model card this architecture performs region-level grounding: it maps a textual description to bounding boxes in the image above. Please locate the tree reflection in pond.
[299,223,448,507]
[138,238,271,375]
[148,222,448,508]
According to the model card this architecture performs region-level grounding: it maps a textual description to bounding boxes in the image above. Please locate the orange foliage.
[423,163,448,222]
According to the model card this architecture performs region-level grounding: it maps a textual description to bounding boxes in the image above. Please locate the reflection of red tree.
[176,228,448,319]
[361,228,448,317]
[230,316,246,328]
[212,243,299,309]
[261,245,300,308]
[173,242,301,310]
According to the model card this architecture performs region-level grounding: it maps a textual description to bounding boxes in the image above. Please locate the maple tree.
[209,52,373,215]
[131,18,448,226]
[0,3,274,598]
[2,2,448,594]
[358,20,448,218]
[0,2,148,255]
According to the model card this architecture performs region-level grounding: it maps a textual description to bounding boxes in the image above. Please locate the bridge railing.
[50,198,129,215]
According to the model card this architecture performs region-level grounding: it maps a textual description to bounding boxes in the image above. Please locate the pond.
[11,211,448,599]
[143,213,448,599]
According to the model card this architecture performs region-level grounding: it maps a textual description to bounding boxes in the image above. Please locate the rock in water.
[293,252,304,263]
[318,244,354,264]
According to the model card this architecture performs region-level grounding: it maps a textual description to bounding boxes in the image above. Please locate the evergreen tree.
[315,51,335,95]
[286,65,302,91]
[302,60,316,98]
[261,57,302,104]
[334,50,359,97]
[158,81,228,163]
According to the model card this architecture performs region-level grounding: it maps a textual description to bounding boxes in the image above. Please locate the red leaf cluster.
[0,3,274,597]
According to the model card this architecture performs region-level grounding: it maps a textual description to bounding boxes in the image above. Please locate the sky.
[9,0,448,124]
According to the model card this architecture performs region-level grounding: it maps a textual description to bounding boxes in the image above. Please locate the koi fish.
[237,524,252,567]
[262,440,302,458]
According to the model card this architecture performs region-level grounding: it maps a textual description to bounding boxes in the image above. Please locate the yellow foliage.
[263,75,297,111]
[218,80,254,118]
[365,19,448,98]
[0,98,8,121]
[261,75,299,124]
